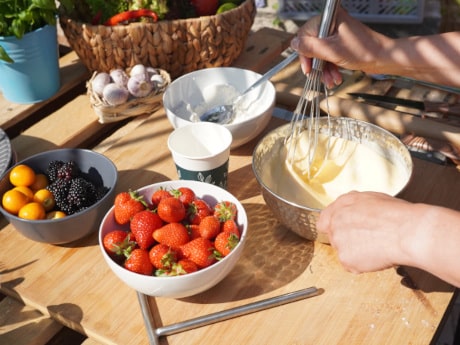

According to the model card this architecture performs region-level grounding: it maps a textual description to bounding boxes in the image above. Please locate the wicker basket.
[59,0,256,79]
[87,68,171,123]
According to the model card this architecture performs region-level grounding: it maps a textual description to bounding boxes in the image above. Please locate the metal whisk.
[286,0,341,179]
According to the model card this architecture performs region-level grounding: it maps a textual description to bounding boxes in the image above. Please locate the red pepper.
[104,9,159,26]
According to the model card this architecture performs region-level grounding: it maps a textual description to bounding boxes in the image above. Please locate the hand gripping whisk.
[286,0,341,179]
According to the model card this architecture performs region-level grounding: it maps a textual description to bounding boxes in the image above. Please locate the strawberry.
[149,243,177,269]
[156,259,198,276]
[157,197,186,223]
[180,237,216,268]
[114,190,147,225]
[198,215,221,240]
[124,248,153,275]
[177,187,196,207]
[153,222,190,249]
[172,187,195,207]
[188,198,212,225]
[173,259,198,275]
[130,210,164,250]
[151,188,172,206]
[221,219,240,238]
[187,224,201,240]
[213,200,238,222]
[102,230,136,258]
[215,231,240,257]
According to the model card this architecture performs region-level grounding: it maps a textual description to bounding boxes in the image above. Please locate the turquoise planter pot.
[0,25,60,104]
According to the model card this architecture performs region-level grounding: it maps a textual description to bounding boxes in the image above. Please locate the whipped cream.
[265,133,408,209]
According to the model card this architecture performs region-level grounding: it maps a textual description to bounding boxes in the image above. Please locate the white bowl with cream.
[163,67,276,149]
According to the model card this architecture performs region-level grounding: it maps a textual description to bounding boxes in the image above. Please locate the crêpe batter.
[266,132,408,209]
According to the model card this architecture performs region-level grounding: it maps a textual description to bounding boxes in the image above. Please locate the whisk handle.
[318,0,341,38]
[312,0,341,71]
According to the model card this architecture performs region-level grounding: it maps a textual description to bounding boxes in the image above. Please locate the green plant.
[0,0,57,62]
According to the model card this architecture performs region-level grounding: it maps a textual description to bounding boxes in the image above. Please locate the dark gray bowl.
[0,149,118,244]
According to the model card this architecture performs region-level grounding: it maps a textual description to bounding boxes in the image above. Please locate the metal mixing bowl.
[252,117,413,243]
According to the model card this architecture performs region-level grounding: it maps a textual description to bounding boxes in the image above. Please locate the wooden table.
[0,27,459,345]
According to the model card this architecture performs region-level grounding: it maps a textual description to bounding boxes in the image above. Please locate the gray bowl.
[252,117,413,243]
[0,149,118,244]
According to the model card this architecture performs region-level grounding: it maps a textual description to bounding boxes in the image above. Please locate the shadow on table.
[227,162,262,202]
[180,202,315,304]
[0,261,37,275]
[397,266,454,293]
[47,302,84,334]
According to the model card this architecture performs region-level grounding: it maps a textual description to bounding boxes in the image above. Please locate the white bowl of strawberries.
[99,180,247,298]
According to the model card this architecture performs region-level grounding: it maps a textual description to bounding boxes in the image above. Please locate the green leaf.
[11,17,26,38]
[30,0,57,11]
[0,0,57,37]
[0,45,14,63]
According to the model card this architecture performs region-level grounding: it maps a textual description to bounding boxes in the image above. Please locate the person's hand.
[317,191,413,273]
[291,8,391,88]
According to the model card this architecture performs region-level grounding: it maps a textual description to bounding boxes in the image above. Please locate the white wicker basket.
[87,69,171,124]
[278,0,425,23]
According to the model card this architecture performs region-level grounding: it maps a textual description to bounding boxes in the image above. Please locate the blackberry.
[57,161,80,181]
[45,159,106,215]
[46,160,65,182]
[67,177,98,214]
[47,178,72,214]
[96,186,109,201]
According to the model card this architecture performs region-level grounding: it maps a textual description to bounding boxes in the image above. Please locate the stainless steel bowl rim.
[252,117,414,212]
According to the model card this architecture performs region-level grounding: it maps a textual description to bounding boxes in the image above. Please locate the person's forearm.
[400,204,460,287]
[369,32,460,87]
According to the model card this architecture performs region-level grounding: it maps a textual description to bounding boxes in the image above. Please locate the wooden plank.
[10,94,120,161]
[43,326,87,345]
[0,296,63,345]
[2,108,455,345]
[233,27,295,73]
[81,337,106,345]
